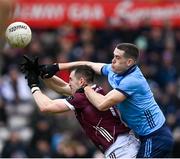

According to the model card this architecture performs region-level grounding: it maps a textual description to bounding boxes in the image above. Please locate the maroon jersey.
[66,85,130,153]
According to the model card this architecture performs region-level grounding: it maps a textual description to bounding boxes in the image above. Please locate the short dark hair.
[116,43,140,61]
[71,65,95,83]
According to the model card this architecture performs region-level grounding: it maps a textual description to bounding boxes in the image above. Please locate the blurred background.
[0,0,180,158]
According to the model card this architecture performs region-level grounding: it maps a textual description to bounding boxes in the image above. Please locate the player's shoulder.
[123,67,144,82]
[101,64,112,74]
[73,92,86,100]
[119,73,143,90]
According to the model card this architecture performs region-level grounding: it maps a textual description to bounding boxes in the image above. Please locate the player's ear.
[79,77,86,86]
[127,58,134,67]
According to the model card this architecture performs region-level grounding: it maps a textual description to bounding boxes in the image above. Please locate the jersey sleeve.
[115,76,140,97]
[101,64,111,76]
[63,97,75,110]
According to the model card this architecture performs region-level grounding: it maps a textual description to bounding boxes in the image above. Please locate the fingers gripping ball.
[5,22,32,48]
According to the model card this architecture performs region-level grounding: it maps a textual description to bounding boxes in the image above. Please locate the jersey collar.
[117,65,137,77]
[75,84,97,93]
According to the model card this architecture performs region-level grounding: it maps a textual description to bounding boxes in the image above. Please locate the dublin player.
[21,57,139,158]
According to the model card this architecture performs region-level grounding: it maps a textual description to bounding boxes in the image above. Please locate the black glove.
[39,64,59,79]
[20,55,40,76]
[25,70,39,89]
[20,55,40,89]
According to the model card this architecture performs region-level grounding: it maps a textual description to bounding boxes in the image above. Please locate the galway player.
[21,58,139,158]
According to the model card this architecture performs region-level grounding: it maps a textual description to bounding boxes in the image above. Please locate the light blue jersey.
[101,64,165,136]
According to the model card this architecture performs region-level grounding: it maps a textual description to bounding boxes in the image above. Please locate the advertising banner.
[14,0,180,28]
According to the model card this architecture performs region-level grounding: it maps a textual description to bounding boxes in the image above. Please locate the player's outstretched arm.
[59,61,106,75]
[84,86,126,111]
[25,69,70,113]
[42,75,72,96]
[40,62,106,79]
[32,88,70,113]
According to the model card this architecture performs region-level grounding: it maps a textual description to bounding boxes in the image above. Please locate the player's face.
[69,71,83,95]
[111,48,133,74]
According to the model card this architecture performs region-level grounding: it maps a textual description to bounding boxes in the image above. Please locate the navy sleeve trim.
[100,65,105,75]
[115,88,130,97]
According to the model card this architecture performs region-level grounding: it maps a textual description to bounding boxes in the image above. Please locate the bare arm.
[32,88,70,113]
[43,75,72,96]
[58,61,106,75]
[84,86,126,111]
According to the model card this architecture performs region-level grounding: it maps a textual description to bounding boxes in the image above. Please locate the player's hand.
[39,64,59,79]
[25,70,39,89]
[20,55,40,76]
[20,55,40,89]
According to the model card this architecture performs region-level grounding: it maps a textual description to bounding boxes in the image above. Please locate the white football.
[5,22,32,48]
